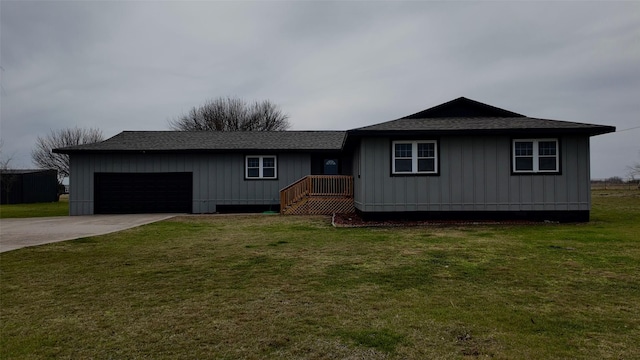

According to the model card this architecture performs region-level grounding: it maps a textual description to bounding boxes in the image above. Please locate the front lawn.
[0,195,68,218]
[1,190,638,359]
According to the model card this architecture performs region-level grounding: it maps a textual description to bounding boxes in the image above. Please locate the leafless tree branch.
[0,139,13,170]
[169,97,290,132]
[1,139,18,202]
[31,127,103,183]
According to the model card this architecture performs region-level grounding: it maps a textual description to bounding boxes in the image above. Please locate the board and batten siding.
[68,153,310,215]
[353,135,591,213]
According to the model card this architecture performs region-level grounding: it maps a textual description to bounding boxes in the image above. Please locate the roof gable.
[401,97,525,119]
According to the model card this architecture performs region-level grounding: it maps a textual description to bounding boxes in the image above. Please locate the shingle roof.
[401,97,525,118]
[0,169,56,175]
[53,98,616,154]
[350,97,615,136]
[350,116,615,136]
[54,131,346,154]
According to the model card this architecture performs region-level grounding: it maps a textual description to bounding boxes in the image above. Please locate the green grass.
[1,190,639,359]
[0,195,68,218]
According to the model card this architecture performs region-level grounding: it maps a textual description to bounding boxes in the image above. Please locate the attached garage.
[94,172,192,214]
[56,132,345,216]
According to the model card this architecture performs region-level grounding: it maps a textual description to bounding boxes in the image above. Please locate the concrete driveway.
[0,214,177,253]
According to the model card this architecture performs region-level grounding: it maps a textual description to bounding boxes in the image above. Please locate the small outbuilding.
[0,169,59,205]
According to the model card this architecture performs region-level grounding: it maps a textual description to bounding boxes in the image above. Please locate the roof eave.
[54,148,343,155]
[347,126,616,138]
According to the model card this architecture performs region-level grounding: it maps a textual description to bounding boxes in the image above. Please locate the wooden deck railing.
[280,175,354,215]
[280,176,311,211]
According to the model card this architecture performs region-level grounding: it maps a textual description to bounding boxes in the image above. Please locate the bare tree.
[0,139,12,170]
[169,97,290,131]
[1,139,18,204]
[32,127,103,183]
[625,150,640,189]
[627,163,640,189]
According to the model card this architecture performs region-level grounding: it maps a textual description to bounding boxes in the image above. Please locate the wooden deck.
[280,175,354,215]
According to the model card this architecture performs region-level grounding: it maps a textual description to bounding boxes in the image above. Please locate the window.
[392,140,438,174]
[245,156,277,179]
[512,139,559,173]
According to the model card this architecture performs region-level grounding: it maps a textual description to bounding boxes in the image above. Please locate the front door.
[324,159,338,175]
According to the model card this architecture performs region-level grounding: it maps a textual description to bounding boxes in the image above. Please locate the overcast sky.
[1,1,638,179]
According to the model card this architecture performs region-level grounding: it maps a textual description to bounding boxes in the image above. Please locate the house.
[0,169,59,204]
[54,97,615,221]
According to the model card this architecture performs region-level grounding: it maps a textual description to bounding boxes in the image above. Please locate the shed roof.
[54,131,346,154]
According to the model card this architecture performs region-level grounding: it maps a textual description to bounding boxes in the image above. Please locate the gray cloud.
[1,1,638,178]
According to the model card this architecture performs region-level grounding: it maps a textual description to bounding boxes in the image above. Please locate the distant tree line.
[591,176,627,184]
[591,176,639,190]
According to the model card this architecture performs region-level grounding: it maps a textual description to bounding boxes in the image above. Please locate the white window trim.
[245,155,277,179]
[392,140,438,174]
[512,139,559,173]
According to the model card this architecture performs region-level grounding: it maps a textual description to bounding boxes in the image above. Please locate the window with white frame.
[245,155,277,179]
[512,139,559,173]
[392,140,438,174]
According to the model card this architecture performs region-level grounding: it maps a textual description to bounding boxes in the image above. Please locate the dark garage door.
[94,172,192,214]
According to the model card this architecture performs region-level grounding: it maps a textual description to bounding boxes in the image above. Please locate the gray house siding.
[353,135,591,213]
[352,144,363,208]
[69,152,310,215]
[56,99,614,220]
